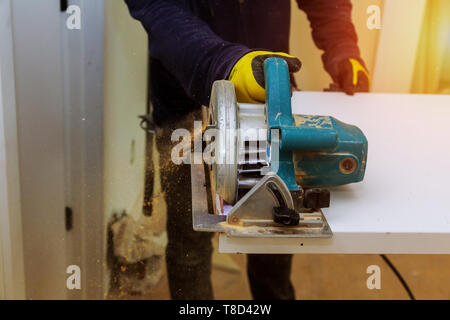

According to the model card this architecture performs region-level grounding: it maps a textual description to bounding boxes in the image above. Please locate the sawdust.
[109,212,167,296]
[110,214,167,264]
[294,114,332,129]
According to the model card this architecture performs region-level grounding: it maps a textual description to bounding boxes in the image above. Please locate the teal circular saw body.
[263,58,368,191]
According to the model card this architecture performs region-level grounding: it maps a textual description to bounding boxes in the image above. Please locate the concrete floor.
[133,253,450,300]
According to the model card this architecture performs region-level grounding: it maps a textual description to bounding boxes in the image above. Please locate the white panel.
[220,91,450,253]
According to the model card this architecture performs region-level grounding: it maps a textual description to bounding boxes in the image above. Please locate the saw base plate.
[192,163,332,238]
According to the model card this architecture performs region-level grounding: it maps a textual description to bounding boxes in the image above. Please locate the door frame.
[9,0,105,299]
[0,0,26,300]
[60,0,105,300]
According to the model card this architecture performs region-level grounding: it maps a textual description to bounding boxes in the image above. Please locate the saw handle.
[264,58,295,129]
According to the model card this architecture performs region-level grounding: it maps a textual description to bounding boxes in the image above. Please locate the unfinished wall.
[290,0,383,91]
[103,0,148,223]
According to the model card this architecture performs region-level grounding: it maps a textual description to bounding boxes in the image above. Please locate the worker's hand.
[228,51,301,103]
[335,58,370,95]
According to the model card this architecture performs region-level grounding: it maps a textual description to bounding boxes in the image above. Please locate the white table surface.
[219,92,450,254]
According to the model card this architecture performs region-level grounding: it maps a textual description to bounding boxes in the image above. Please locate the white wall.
[103,0,150,295]
[103,0,148,225]
[372,0,426,92]
[11,0,68,299]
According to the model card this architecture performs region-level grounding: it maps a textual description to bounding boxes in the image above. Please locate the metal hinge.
[60,0,68,12]
[65,206,73,231]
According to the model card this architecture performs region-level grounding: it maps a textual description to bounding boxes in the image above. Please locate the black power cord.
[380,254,416,300]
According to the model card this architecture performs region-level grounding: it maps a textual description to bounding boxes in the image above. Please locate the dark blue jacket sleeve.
[297,0,363,81]
[124,0,251,105]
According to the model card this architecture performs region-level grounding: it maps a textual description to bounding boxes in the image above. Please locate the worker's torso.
[150,0,292,125]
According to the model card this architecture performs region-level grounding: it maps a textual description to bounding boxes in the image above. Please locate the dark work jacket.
[125,0,361,124]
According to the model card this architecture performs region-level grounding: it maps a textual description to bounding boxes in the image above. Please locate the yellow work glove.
[336,58,370,95]
[228,51,302,103]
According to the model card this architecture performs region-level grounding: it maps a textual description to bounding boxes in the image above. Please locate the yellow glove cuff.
[349,58,371,86]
